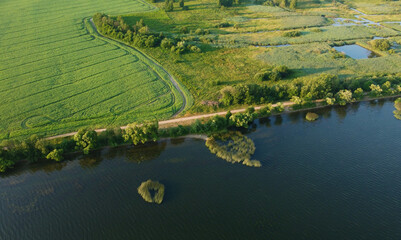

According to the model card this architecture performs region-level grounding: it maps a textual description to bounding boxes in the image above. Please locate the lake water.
[1,100,401,239]
[334,44,380,59]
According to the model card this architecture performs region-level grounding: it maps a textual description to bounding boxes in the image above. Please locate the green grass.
[0,0,186,139]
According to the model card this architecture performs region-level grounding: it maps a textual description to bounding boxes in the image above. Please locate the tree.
[179,0,184,8]
[229,112,254,128]
[381,81,391,94]
[336,89,353,105]
[123,122,159,145]
[74,129,98,154]
[369,84,383,97]
[353,88,364,100]
[218,0,233,7]
[46,149,64,162]
[165,0,174,11]
[289,0,297,9]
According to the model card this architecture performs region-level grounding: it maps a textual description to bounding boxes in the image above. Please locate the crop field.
[0,0,186,139]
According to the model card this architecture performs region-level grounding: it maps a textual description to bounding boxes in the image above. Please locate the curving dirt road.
[89,18,188,117]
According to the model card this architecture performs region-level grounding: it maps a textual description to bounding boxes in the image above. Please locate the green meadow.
[118,0,401,111]
[0,0,185,139]
[2,0,401,139]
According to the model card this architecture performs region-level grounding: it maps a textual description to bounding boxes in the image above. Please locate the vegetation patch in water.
[206,132,261,167]
[394,98,401,120]
[137,180,165,204]
[305,112,319,121]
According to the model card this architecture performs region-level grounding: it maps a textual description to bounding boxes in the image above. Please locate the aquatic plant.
[305,112,319,121]
[138,180,165,204]
[205,132,261,167]
[394,98,401,120]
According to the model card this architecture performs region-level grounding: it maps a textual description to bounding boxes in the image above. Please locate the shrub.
[0,157,15,173]
[218,0,233,7]
[305,112,319,121]
[369,39,392,51]
[282,31,301,37]
[353,88,364,100]
[165,0,174,11]
[137,180,165,204]
[369,84,383,97]
[46,149,64,162]
[216,22,231,28]
[335,89,353,105]
[254,65,290,82]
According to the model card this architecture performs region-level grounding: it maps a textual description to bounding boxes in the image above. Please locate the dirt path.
[89,18,188,117]
[46,101,292,140]
[46,94,401,140]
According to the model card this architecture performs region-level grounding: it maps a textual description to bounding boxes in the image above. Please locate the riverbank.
[46,93,401,140]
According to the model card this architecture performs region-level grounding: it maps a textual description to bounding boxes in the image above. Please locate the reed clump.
[305,112,319,121]
[205,132,261,167]
[394,98,401,120]
[137,180,165,204]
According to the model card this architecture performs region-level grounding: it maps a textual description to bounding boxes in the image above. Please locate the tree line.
[92,13,201,54]
[218,73,401,108]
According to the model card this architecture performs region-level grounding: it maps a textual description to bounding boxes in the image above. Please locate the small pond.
[334,44,380,59]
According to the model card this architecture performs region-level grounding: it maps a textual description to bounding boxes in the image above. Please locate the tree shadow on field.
[292,67,337,78]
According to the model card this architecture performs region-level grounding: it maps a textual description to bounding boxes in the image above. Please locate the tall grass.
[137,180,165,204]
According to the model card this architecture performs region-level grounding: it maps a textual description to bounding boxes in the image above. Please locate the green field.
[2,0,401,140]
[0,0,187,139]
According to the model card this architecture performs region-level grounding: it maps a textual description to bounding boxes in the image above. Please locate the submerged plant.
[138,180,165,204]
[205,132,261,167]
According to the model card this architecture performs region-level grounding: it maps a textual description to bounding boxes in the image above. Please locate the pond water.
[333,44,380,59]
[1,100,401,240]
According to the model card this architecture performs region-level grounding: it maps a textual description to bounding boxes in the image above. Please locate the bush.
[137,180,165,204]
[305,112,319,121]
[353,88,364,100]
[369,39,392,51]
[369,84,383,97]
[254,65,290,82]
[46,149,64,162]
[0,157,15,173]
[282,31,301,37]
[216,22,231,28]
[218,0,233,7]
[336,89,353,105]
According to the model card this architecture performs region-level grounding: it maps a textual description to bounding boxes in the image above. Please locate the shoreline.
[45,94,401,141]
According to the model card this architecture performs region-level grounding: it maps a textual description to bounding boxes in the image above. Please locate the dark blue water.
[1,100,401,240]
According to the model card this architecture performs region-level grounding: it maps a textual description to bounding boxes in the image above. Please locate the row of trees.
[218,74,401,107]
[92,13,201,54]
[263,0,297,9]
